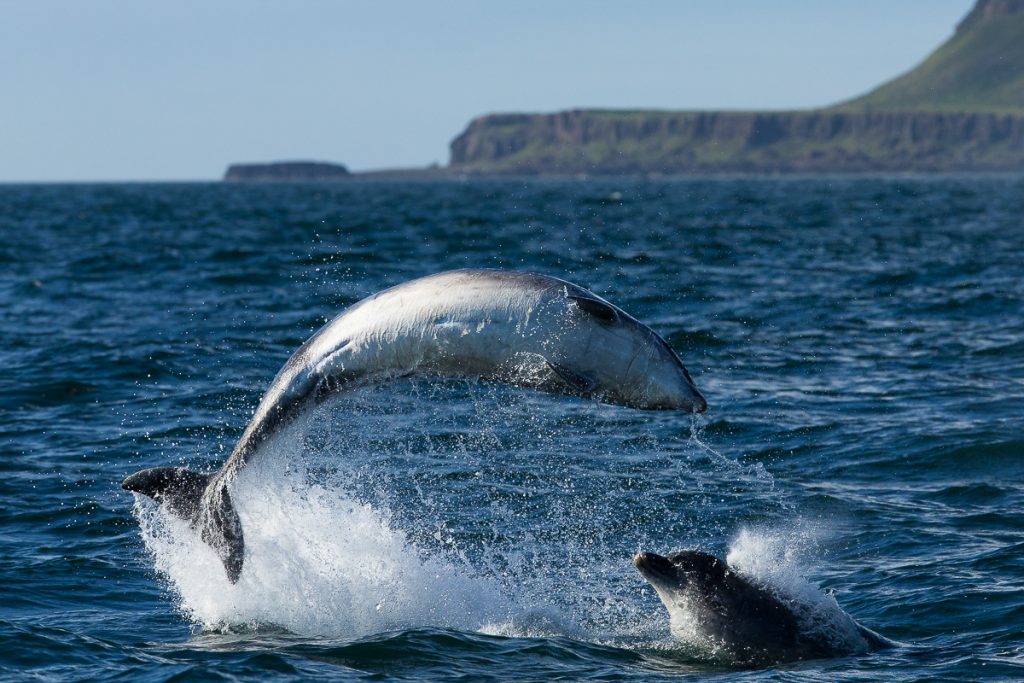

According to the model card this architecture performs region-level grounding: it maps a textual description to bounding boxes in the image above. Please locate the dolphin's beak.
[634,551,679,584]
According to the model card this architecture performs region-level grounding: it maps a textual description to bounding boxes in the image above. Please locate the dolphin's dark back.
[696,561,832,662]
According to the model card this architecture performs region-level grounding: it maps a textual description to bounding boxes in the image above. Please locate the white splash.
[134,452,514,637]
[129,387,784,649]
[725,526,869,653]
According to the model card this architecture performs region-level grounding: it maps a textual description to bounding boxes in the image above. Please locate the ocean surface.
[2,177,1022,681]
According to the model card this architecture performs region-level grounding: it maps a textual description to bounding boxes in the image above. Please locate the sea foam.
[134,434,515,637]
[726,527,869,653]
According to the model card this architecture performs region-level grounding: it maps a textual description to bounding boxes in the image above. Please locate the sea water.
[2,177,1022,680]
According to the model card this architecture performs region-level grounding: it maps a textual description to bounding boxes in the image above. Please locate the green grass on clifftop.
[839,3,1024,113]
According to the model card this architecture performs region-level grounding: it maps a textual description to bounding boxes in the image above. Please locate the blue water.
[2,177,1022,681]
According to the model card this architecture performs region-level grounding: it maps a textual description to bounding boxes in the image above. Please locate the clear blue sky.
[0,0,970,181]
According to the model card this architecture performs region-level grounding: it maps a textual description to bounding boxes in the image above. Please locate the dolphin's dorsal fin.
[568,294,619,323]
[854,622,895,650]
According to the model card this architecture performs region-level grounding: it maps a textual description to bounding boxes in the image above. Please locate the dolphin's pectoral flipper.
[567,293,619,323]
[546,360,598,395]
[122,467,245,583]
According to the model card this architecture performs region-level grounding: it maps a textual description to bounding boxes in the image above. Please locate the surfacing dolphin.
[123,269,706,582]
[634,550,890,665]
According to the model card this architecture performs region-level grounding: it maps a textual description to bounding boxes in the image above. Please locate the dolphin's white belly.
[230,269,703,474]
[308,276,560,381]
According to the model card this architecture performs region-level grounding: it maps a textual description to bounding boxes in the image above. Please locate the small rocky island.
[223,161,350,182]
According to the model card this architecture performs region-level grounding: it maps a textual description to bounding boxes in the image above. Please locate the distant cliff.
[449,110,1024,174]
[449,0,1024,174]
[224,161,350,182]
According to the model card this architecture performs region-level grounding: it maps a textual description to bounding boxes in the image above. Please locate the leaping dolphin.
[123,269,706,583]
[634,550,890,664]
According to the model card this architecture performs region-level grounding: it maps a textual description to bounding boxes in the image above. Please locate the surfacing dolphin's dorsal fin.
[122,467,244,583]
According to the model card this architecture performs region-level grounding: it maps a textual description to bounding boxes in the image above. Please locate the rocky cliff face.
[449,110,1024,174]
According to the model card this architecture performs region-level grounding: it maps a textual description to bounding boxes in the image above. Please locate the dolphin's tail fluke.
[122,467,245,583]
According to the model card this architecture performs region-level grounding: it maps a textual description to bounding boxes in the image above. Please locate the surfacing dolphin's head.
[634,550,821,664]
[559,291,706,412]
[634,550,733,613]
